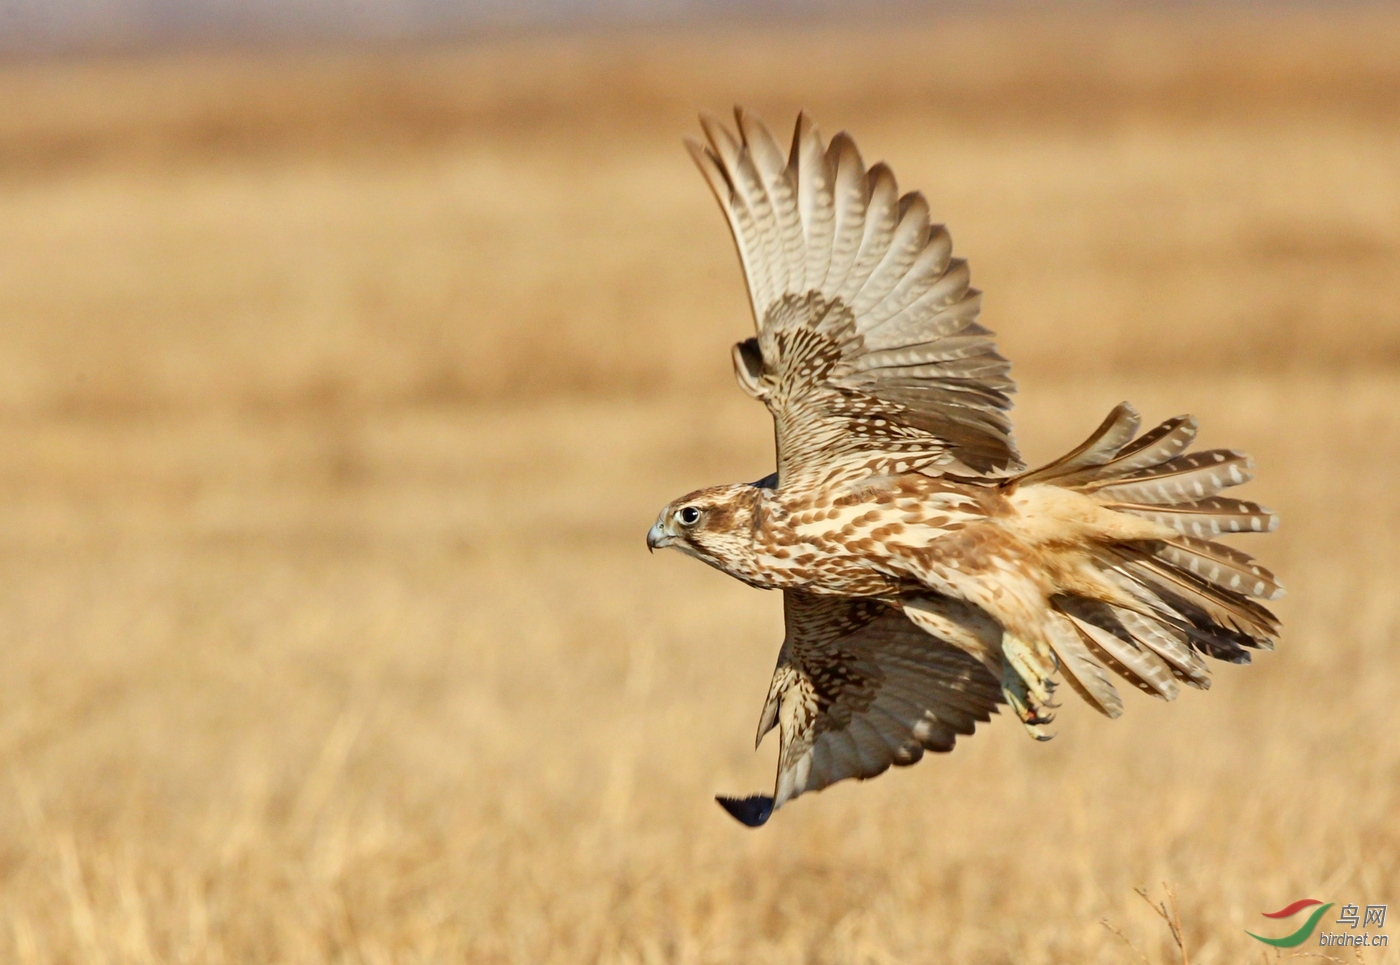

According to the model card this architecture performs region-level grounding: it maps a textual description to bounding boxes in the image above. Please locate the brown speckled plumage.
[647,110,1282,826]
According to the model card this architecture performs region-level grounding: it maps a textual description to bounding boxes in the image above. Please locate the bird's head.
[647,483,763,573]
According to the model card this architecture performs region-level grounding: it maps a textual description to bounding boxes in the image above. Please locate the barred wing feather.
[689,110,1020,483]
[717,591,1002,826]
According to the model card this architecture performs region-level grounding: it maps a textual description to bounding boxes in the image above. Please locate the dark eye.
[678,506,701,526]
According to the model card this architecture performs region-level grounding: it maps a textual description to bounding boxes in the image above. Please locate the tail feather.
[1110,606,1211,687]
[1014,402,1141,487]
[1020,404,1282,720]
[1056,598,1180,700]
[1044,411,1196,488]
[1100,414,1199,474]
[1090,565,1215,684]
[1108,497,1279,538]
[1084,449,1253,504]
[1121,556,1278,642]
[1150,537,1283,600]
[1044,612,1123,718]
[1098,558,1270,666]
[1134,576,1274,663]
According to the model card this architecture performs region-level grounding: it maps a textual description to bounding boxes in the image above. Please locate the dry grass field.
[1,8,1399,963]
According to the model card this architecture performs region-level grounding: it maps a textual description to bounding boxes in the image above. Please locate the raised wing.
[688,109,1020,484]
[716,591,1003,827]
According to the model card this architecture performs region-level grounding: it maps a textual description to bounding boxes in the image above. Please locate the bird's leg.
[1001,634,1058,740]
[901,594,1004,675]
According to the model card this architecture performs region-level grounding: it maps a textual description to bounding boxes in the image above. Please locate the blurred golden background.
[0,7,1398,963]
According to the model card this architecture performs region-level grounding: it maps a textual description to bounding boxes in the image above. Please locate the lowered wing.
[717,590,1003,827]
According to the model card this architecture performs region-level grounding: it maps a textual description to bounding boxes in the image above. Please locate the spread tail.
[1017,403,1281,720]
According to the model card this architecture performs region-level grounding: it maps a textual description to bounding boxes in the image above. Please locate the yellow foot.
[1002,665,1056,741]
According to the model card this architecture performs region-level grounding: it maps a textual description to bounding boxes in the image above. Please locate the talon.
[1003,666,1057,740]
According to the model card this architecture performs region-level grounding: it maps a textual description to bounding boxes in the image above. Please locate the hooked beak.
[646,521,674,553]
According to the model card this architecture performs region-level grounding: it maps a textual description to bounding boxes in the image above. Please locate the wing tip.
[715,794,775,827]
[698,109,740,159]
[1114,400,1142,422]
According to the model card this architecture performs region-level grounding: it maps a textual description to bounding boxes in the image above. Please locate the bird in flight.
[647,109,1282,828]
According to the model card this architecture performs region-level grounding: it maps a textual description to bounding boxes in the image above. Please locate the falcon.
[647,109,1282,828]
